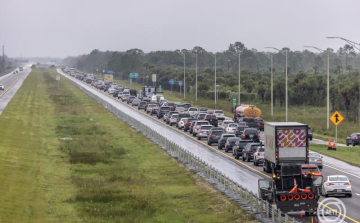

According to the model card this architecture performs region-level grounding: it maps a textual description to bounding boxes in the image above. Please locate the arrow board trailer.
[260,122,320,214]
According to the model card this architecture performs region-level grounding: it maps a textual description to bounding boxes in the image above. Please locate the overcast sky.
[0,0,359,58]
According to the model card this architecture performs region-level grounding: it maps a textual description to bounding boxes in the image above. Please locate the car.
[242,143,263,162]
[238,117,261,130]
[204,114,218,127]
[175,107,186,114]
[0,84,4,90]
[112,90,121,98]
[235,125,249,137]
[169,114,179,126]
[144,101,155,110]
[232,139,254,159]
[346,133,360,146]
[146,104,157,113]
[224,137,241,153]
[184,118,197,132]
[199,108,208,113]
[322,175,352,197]
[254,117,265,131]
[224,123,238,134]
[192,121,210,136]
[301,164,322,176]
[253,146,265,166]
[219,120,234,129]
[126,96,136,104]
[308,126,313,141]
[309,152,323,169]
[196,113,206,120]
[241,128,260,142]
[157,106,171,119]
[197,125,213,140]
[164,111,179,122]
[131,99,141,106]
[170,102,181,111]
[214,110,224,116]
[138,101,147,110]
[117,91,123,99]
[149,106,159,115]
[121,92,130,101]
[207,129,224,145]
[189,120,197,134]
[218,134,235,150]
[177,118,188,129]
[188,107,198,116]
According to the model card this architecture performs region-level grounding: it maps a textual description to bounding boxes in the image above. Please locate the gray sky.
[1,0,359,58]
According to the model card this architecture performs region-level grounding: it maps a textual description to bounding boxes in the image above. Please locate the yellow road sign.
[330,111,344,126]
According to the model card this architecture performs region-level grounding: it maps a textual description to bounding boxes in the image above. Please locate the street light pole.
[285,50,288,122]
[183,53,186,99]
[196,54,198,101]
[215,53,217,105]
[238,52,241,105]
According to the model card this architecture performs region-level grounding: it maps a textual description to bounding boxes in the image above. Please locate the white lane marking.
[323,164,360,179]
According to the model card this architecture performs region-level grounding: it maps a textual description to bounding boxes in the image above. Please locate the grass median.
[0,68,256,222]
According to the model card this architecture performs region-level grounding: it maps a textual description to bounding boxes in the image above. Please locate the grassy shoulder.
[0,68,78,222]
[0,68,256,222]
[310,144,360,167]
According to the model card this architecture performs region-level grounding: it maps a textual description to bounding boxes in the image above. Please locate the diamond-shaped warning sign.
[330,111,344,126]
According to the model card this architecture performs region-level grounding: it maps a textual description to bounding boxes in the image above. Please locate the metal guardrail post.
[266,201,269,219]
[250,192,253,211]
[255,196,259,213]
[260,199,264,217]
[271,205,275,222]
[278,209,281,223]
[285,213,288,223]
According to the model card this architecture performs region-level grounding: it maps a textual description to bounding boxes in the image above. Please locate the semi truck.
[233,104,261,121]
[259,122,321,214]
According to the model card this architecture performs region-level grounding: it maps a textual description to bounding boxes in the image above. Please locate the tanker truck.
[233,104,261,121]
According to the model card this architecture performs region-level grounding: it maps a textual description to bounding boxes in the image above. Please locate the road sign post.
[178,80,183,95]
[330,111,344,147]
[169,79,174,94]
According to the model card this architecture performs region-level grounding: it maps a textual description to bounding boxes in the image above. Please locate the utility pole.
[285,50,288,122]
[2,46,4,73]
[195,54,198,101]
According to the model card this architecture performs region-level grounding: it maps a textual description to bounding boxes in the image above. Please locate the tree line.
[62,42,360,120]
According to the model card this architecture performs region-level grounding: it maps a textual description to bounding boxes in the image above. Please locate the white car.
[177,118,188,129]
[253,146,264,166]
[0,84,4,91]
[196,125,213,140]
[224,123,238,133]
[322,175,352,197]
[169,114,179,126]
[220,120,234,129]
[188,107,198,116]
[192,121,210,136]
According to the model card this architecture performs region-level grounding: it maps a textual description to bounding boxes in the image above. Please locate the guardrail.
[68,75,297,223]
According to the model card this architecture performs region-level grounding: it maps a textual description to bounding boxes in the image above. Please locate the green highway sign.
[232,98,236,108]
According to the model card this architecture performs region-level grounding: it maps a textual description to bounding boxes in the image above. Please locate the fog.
[0,0,359,58]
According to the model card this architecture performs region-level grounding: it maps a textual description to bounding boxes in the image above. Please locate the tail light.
[258,123,261,126]
[356,137,359,140]
[294,194,300,200]
[280,195,286,201]
[215,118,218,120]
[180,122,183,124]
[199,130,203,133]
[308,193,314,199]
[275,153,279,159]
[210,134,214,137]
[257,152,260,156]
[288,195,294,201]
[307,152,309,159]
[237,146,239,149]
[344,182,351,186]
[242,134,245,138]
[326,183,334,186]
[318,159,322,162]
[226,143,230,146]
[257,134,259,138]
[301,194,307,200]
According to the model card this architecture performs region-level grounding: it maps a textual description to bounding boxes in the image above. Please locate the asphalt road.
[59,69,360,223]
[0,68,31,114]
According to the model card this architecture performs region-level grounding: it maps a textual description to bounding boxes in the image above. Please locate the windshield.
[212,131,223,135]
[329,176,348,181]
[309,153,321,158]
[228,124,237,128]
[201,126,212,130]
[161,107,170,111]
[215,110,223,114]
[189,108,197,111]
[246,129,258,134]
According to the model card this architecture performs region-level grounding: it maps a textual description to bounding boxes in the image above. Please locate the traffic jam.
[62,68,355,216]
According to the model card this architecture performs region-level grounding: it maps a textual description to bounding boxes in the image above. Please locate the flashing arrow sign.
[330,111,344,126]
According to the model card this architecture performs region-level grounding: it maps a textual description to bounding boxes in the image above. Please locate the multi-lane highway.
[0,68,31,114]
[58,69,360,223]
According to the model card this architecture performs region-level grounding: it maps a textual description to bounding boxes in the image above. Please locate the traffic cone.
[327,139,332,150]
[332,141,337,151]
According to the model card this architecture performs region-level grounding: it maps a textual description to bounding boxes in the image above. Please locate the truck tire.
[352,141,355,146]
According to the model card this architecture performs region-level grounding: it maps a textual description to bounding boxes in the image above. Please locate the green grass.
[0,68,256,222]
[310,144,360,167]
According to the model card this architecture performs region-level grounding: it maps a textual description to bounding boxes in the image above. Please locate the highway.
[58,69,360,223]
[0,68,31,114]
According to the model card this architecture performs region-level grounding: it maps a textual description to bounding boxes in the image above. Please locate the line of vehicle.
[0,72,26,98]
[62,72,358,223]
[323,163,360,179]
